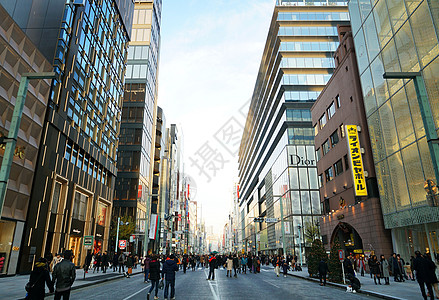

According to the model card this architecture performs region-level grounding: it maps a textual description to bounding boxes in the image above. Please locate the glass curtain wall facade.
[114,0,161,255]
[348,0,439,260]
[238,1,349,263]
[15,0,132,273]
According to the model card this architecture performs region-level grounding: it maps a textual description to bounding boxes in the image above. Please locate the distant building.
[238,0,349,262]
[113,0,162,255]
[311,25,392,258]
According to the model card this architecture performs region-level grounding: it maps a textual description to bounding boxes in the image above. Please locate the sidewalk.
[0,267,144,300]
[262,265,424,300]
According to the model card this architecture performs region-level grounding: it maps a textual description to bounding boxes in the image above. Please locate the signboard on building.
[338,249,344,261]
[119,240,127,249]
[345,125,367,196]
[83,236,93,248]
[149,214,158,240]
[265,218,278,223]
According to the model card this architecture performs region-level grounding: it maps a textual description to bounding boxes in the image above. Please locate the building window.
[325,167,334,182]
[51,182,62,214]
[65,142,72,161]
[316,148,322,161]
[319,114,327,129]
[340,124,345,138]
[330,130,339,147]
[319,174,324,187]
[72,191,88,221]
[344,154,349,170]
[336,95,341,108]
[322,139,330,155]
[334,159,343,177]
[327,102,335,119]
[314,124,318,136]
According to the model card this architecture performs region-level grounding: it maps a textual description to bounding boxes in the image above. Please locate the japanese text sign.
[345,125,368,197]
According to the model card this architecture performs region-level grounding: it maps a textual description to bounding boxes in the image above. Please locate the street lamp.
[115,217,129,253]
[297,224,303,267]
[383,72,439,186]
[0,72,56,217]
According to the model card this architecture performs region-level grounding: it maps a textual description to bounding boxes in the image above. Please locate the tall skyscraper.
[238,0,349,261]
[2,0,134,273]
[348,0,439,258]
[113,0,162,255]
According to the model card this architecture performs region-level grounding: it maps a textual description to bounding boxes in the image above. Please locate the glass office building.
[113,0,162,255]
[348,0,439,259]
[238,0,349,262]
[2,0,134,273]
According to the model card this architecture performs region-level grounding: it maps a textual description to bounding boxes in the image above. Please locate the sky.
[158,0,275,235]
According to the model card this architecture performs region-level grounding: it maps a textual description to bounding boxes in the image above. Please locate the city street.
[46,266,374,300]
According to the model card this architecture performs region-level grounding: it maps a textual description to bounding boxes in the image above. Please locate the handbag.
[25,272,44,292]
[159,280,164,290]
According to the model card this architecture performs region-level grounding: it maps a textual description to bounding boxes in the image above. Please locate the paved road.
[46,266,376,300]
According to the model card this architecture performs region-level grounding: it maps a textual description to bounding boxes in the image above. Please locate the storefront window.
[0,220,16,274]
[73,191,88,221]
[97,202,107,226]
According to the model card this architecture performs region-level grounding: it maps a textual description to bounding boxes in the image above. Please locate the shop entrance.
[69,236,82,266]
[331,222,363,257]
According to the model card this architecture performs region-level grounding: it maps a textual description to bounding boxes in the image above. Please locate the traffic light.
[253,217,264,223]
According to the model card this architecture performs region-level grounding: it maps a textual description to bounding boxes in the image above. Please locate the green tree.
[304,221,320,245]
[306,239,326,277]
[110,216,136,240]
[328,239,343,283]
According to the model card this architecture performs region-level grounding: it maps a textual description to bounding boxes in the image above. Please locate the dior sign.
[289,154,315,167]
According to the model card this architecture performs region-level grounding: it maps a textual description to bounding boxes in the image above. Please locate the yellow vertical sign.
[345,125,368,196]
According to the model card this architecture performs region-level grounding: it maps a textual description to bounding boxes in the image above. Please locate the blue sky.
[158,0,275,234]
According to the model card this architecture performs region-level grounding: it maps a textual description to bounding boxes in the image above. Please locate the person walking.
[147,255,161,300]
[26,257,54,300]
[52,250,76,300]
[390,253,403,282]
[162,254,179,300]
[93,252,101,273]
[358,256,366,277]
[52,253,63,270]
[241,255,247,274]
[112,252,119,272]
[247,255,253,273]
[84,250,92,276]
[182,255,188,274]
[380,255,390,285]
[369,255,381,285]
[233,255,239,278]
[207,254,217,280]
[126,253,134,278]
[101,251,109,273]
[318,258,329,286]
[413,251,435,300]
[274,256,281,277]
[144,255,151,283]
[282,258,290,278]
[118,252,126,274]
[344,254,355,277]
[226,255,233,277]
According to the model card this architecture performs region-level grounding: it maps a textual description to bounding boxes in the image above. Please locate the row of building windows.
[278,26,339,37]
[132,28,151,43]
[281,57,336,69]
[287,127,315,144]
[316,125,344,160]
[286,109,312,121]
[284,90,321,101]
[318,154,349,186]
[316,95,341,131]
[277,11,349,21]
[127,45,149,60]
[133,9,153,25]
[282,74,333,85]
[280,41,339,52]
[64,141,109,186]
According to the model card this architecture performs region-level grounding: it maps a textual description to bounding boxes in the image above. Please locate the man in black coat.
[101,251,109,273]
[318,258,329,286]
[413,251,435,300]
[162,254,179,300]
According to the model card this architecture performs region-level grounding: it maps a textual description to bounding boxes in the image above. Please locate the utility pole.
[115,217,120,253]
